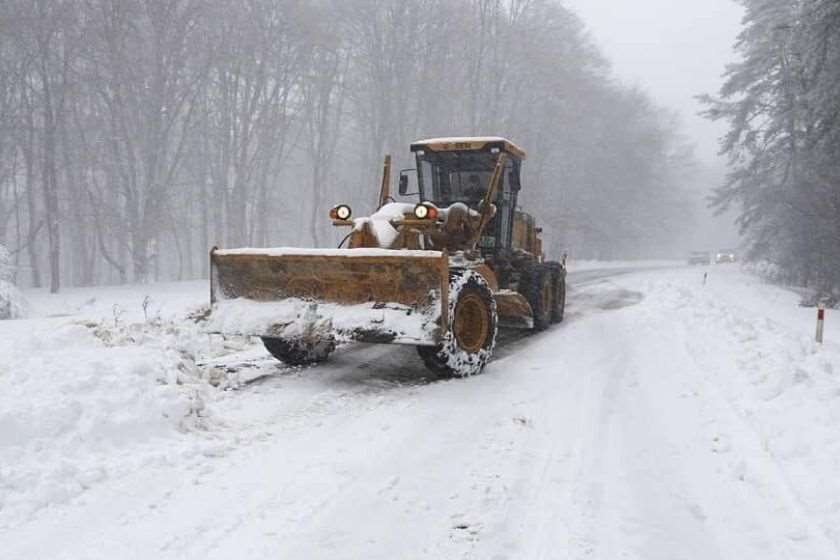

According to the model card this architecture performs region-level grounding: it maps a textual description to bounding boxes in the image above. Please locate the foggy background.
[1,0,837,293]
[565,0,743,251]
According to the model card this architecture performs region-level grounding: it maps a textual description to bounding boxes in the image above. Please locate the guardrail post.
[816,304,825,344]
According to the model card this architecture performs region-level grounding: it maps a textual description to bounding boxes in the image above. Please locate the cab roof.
[410,136,527,160]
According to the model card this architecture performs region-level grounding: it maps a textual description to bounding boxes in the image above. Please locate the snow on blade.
[208,297,439,345]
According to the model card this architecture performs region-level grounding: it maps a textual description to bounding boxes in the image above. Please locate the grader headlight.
[414,203,438,221]
[330,204,352,221]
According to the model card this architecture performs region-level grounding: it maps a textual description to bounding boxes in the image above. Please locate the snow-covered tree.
[0,243,27,319]
[703,0,840,293]
[0,243,12,283]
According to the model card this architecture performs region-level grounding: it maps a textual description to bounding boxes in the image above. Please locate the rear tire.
[552,270,566,324]
[416,270,497,377]
[261,337,335,366]
[520,265,553,331]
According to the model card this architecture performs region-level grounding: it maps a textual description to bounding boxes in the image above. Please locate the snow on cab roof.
[410,137,526,160]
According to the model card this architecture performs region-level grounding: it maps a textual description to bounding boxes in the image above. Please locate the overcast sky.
[563,0,744,167]
[561,0,746,246]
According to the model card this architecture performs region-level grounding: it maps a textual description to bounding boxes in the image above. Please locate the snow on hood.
[369,202,416,221]
[350,202,481,249]
[351,202,415,248]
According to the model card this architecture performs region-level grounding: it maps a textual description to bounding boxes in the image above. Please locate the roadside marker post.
[816,304,825,344]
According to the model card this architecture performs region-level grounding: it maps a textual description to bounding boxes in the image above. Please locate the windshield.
[416,151,520,252]
[417,152,511,208]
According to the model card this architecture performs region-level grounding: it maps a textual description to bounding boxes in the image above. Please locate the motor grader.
[210,137,565,376]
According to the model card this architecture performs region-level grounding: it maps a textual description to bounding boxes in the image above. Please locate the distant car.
[688,251,711,265]
[715,250,736,264]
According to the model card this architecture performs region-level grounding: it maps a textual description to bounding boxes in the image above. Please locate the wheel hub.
[453,293,490,354]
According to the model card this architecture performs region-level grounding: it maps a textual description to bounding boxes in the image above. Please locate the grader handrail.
[470,152,508,250]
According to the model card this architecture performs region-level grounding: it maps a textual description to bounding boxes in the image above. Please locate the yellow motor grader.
[210,137,565,376]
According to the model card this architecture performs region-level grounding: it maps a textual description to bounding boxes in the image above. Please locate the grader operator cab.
[210,137,565,377]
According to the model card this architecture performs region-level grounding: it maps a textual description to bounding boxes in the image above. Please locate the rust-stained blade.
[209,248,449,346]
[211,248,448,309]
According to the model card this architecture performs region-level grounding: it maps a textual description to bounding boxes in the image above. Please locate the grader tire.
[552,270,566,324]
[261,337,335,366]
[521,265,554,331]
[417,270,498,377]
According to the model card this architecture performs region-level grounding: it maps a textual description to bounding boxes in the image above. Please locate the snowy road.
[3,266,840,559]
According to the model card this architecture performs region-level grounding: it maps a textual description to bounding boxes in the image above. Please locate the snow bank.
[635,266,840,547]
[0,283,235,524]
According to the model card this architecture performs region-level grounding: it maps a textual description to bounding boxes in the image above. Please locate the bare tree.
[0,0,700,285]
[302,8,348,247]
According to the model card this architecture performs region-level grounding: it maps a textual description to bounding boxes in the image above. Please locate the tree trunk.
[40,72,61,293]
[22,131,42,288]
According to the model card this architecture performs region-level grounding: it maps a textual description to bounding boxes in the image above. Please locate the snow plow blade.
[209,248,448,345]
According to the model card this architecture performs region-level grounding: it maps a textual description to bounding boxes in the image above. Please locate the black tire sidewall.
[552,270,566,323]
[523,265,552,330]
[261,337,335,366]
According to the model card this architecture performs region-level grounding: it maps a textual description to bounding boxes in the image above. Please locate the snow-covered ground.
[2,264,840,559]
[566,258,681,271]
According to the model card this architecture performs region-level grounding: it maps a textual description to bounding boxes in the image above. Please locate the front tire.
[261,337,335,366]
[417,270,498,377]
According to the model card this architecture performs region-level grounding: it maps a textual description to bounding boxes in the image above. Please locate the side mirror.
[398,174,409,196]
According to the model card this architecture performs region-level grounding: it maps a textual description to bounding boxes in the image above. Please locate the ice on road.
[2,266,839,559]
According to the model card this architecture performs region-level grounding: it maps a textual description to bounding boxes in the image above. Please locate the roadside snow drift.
[0,283,227,522]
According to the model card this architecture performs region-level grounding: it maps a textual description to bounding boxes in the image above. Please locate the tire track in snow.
[0,266,673,560]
